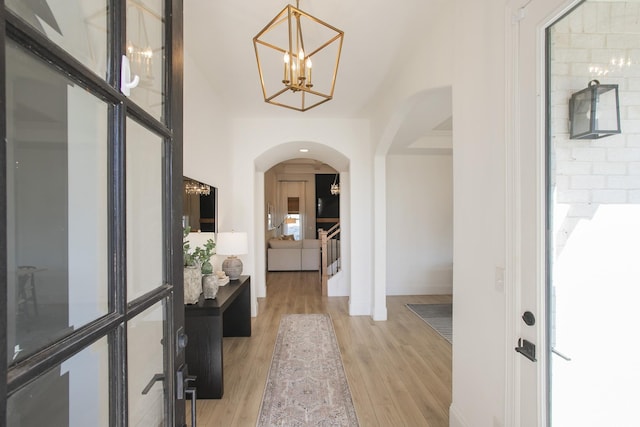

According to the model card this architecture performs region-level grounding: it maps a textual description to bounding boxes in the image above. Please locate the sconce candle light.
[569,79,621,139]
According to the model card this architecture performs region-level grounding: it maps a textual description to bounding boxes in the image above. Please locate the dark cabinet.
[184,276,251,398]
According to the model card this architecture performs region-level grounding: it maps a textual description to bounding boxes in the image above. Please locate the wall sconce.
[569,80,621,139]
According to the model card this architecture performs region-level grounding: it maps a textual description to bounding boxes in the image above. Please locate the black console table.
[184,275,251,399]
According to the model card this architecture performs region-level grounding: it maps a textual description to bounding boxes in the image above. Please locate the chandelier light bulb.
[305,58,313,87]
[283,52,291,83]
[297,49,306,84]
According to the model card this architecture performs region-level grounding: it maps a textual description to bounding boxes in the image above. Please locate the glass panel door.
[7,337,109,426]
[5,39,110,365]
[548,1,640,425]
[126,119,164,302]
[3,0,184,425]
[126,0,165,121]
[127,300,168,426]
[6,0,108,79]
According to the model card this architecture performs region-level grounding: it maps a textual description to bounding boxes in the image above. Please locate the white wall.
[370,1,455,321]
[183,50,232,230]
[231,118,372,316]
[368,0,455,145]
[182,52,374,316]
[183,50,237,276]
[386,155,453,295]
[451,0,508,425]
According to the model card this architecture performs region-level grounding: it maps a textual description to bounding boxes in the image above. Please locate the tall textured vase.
[202,274,219,299]
[184,266,202,304]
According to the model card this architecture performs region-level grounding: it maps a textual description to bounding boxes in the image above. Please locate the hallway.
[190,272,452,426]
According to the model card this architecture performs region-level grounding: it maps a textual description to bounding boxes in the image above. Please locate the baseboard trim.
[372,305,387,321]
[449,404,470,427]
[348,296,370,316]
[386,284,453,296]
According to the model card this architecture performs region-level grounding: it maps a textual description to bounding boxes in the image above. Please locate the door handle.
[177,328,188,352]
[551,347,572,361]
[176,364,197,400]
[522,311,535,326]
[185,387,197,427]
[515,338,537,362]
[141,373,164,395]
[177,364,197,425]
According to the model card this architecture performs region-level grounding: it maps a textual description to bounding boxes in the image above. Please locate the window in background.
[286,197,301,240]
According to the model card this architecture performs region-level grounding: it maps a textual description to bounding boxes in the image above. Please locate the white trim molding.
[449,404,471,427]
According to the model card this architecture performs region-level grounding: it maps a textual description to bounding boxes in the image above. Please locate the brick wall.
[550,1,640,252]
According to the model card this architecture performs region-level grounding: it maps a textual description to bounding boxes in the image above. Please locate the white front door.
[509,0,581,425]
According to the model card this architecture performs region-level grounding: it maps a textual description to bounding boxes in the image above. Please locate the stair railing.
[318,222,341,296]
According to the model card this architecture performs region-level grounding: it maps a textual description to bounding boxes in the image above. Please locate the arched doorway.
[253,141,350,303]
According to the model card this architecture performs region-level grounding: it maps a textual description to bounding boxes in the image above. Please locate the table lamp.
[216,231,248,280]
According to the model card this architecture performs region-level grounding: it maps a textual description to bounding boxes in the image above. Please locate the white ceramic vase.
[184,266,202,304]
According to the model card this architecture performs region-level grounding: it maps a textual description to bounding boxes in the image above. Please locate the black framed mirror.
[183,177,217,232]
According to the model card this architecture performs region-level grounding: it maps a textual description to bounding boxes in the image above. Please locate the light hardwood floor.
[189,272,452,426]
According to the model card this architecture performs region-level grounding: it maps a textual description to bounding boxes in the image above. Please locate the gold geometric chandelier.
[253,0,344,112]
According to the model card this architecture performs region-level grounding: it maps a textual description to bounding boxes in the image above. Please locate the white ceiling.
[184,0,452,153]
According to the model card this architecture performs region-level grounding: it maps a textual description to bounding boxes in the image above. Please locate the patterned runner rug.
[406,303,453,344]
[257,314,359,426]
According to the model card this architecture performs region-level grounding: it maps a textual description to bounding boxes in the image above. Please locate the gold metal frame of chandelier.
[253,2,344,112]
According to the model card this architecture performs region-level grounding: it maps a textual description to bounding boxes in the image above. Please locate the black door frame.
[0,0,185,424]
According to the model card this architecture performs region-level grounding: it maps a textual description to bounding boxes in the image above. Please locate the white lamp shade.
[216,232,248,256]
[185,232,216,250]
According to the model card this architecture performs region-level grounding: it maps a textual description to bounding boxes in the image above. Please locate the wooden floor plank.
[187,271,451,426]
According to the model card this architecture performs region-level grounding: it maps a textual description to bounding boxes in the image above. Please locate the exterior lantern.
[569,79,621,139]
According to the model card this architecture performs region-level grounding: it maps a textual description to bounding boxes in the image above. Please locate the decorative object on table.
[216,231,248,281]
[253,0,344,112]
[185,230,216,274]
[202,274,219,299]
[257,314,359,426]
[406,303,453,344]
[215,270,230,286]
[183,227,216,304]
[183,265,202,305]
[569,79,621,139]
